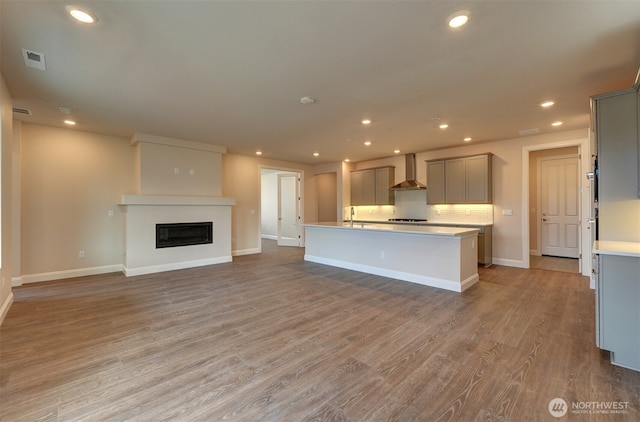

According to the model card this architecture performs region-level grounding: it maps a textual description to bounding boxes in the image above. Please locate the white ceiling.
[2,1,639,164]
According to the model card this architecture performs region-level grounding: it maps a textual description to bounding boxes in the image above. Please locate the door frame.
[259,165,305,250]
[522,135,592,278]
[536,153,580,258]
[277,173,301,246]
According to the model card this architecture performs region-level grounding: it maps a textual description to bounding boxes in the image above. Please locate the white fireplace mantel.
[119,194,236,207]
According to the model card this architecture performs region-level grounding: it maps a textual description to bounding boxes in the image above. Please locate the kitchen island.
[304,222,479,292]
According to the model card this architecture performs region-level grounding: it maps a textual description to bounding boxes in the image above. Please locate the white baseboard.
[529,249,541,256]
[0,291,14,326]
[261,234,277,240]
[122,256,232,277]
[491,257,528,268]
[232,248,261,256]
[18,265,123,286]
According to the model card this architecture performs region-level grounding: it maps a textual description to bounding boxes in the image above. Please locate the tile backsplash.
[426,204,494,225]
[345,189,493,225]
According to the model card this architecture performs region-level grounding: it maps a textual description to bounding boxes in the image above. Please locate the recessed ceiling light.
[344,158,350,162]
[364,141,372,146]
[362,119,371,125]
[448,11,470,28]
[393,149,401,154]
[313,152,319,157]
[551,121,563,127]
[439,124,449,129]
[59,106,73,114]
[540,101,555,108]
[66,5,97,24]
[464,137,472,142]
[64,119,76,125]
[256,151,263,155]
[299,96,316,105]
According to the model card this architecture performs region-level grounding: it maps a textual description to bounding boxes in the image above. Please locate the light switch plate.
[502,209,513,216]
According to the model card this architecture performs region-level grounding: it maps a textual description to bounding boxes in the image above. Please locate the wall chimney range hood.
[390,153,426,190]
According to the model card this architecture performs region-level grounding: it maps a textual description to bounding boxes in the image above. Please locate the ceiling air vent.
[12,107,32,115]
[518,128,540,136]
[22,49,46,71]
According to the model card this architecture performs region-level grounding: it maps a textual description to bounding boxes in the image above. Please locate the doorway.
[260,168,302,247]
[528,147,580,273]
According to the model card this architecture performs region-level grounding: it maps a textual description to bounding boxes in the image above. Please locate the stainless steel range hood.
[390,153,426,190]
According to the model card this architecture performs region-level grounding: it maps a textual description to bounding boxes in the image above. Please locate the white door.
[277,174,300,246]
[541,157,580,258]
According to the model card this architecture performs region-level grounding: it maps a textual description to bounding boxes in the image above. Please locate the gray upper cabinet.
[426,160,445,204]
[465,154,492,203]
[426,154,492,204]
[375,167,395,205]
[350,166,395,206]
[593,87,640,240]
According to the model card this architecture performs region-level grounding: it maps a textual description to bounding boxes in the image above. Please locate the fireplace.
[156,222,213,248]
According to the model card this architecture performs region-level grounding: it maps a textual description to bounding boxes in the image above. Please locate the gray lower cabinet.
[595,253,640,371]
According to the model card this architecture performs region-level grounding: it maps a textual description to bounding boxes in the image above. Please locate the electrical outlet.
[79,251,85,259]
[379,251,385,258]
[108,210,114,218]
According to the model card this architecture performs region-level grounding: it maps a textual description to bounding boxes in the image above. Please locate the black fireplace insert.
[156,222,213,248]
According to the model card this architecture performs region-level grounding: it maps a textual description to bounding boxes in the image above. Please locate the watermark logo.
[548,397,631,417]
[548,398,568,418]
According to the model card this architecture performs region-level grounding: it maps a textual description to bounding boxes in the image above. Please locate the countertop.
[593,240,640,258]
[348,219,492,227]
[306,222,479,237]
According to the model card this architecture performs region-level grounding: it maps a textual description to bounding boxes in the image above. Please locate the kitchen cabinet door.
[375,167,395,205]
[426,160,445,204]
[445,158,466,203]
[466,154,492,203]
[350,170,364,205]
[351,167,394,206]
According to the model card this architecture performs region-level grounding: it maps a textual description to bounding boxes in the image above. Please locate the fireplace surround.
[119,195,235,276]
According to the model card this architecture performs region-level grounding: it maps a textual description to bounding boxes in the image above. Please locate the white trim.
[119,195,235,206]
[131,132,227,154]
[122,256,232,277]
[492,257,528,268]
[0,291,14,326]
[11,276,23,287]
[232,248,261,256]
[522,136,592,276]
[18,265,122,285]
[261,234,277,240]
[304,254,478,293]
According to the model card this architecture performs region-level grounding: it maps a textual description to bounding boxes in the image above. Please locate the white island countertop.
[305,222,479,237]
[593,240,640,258]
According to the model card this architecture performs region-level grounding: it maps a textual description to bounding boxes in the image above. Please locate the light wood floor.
[2,240,639,421]
[530,255,580,274]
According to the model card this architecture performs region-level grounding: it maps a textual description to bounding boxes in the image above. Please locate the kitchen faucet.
[350,206,355,226]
